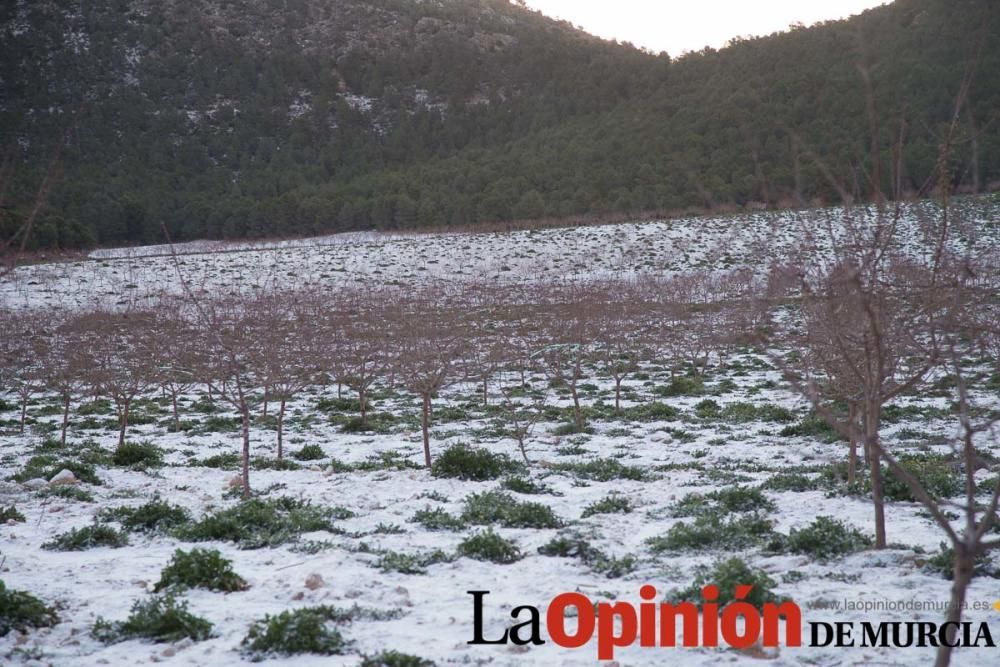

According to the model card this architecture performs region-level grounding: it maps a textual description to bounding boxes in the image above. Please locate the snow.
[2,200,1000,665]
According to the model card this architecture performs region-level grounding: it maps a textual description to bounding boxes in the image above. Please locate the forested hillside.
[1,0,998,248]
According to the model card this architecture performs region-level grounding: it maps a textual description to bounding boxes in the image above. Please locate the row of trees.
[0,271,760,477]
[2,202,1000,665]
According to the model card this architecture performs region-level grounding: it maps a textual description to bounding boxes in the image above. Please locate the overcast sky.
[521,1,890,56]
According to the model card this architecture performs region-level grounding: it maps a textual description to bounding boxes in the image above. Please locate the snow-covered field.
[2,197,997,311]
[2,200,1000,666]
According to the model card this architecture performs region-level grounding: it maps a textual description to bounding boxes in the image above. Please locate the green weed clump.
[12,455,102,485]
[782,516,872,560]
[154,548,249,592]
[93,594,213,644]
[176,497,350,549]
[0,580,59,637]
[671,558,781,610]
[378,549,452,575]
[0,506,26,522]
[112,441,164,469]
[550,458,647,482]
[538,532,638,578]
[501,476,557,495]
[411,507,466,531]
[458,529,522,564]
[43,523,129,551]
[240,607,352,659]
[293,444,326,461]
[581,494,633,518]
[461,490,562,529]
[647,513,776,552]
[360,651,436,667]
[430,443,524,481]
[99,497,191,534]
[671,486,775,517]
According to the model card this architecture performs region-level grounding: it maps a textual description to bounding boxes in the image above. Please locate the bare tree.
[390,290,466,467]
[81,309,158,449]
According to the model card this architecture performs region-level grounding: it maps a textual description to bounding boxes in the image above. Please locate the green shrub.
[784,516,872,560]
[755,404,796,423]
[112,441,164,469]
[240,607,350,659]
[99,497,191,534]
[378,549,452,575]
[672,486,775,517]
[431,443,524,481]
[43,523,129,551]
[550,458,647,482]
[176,497,349,549]
[779,412,842,442]
[552,421,592,436]
[458,529,522,564]
[154,548,248,592]
[0,506,25,522]
[360,651,435,667]
[93,594,213,644]
[538,532,637,578]
[672,558,780,610]
[622,402,680,422]
[923,542,999,580]
[461,491,562,529]
[411,507,465,531]
[252,457,301,471]
[194,452,241,469]
[694,399,721,419]
[581,494,632,518]
[352,451,422,471]
[0,580,59,637]
[501,476,556,495]
[648,513,775,551]
[11,455,102,485]
[538,533,605,562]
[762,472,818,492]
[883,454,962,501]
[655,376,704,397]
[292,444,326,461]
[37,485,95,502]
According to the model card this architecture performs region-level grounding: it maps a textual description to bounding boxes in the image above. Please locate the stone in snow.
[22,478,48,490]
[48,469,78,486]
[304,573,325,590]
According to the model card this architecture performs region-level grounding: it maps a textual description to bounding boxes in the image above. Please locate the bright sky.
[521,0,891,56]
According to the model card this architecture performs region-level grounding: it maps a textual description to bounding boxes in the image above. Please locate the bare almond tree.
[81,309,158,449]
[0,310,47,434]
[390,289,467,467]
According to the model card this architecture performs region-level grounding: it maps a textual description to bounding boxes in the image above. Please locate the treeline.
[1,0,999,248]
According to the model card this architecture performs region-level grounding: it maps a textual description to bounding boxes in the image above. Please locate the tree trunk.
[614,377,622,413]
[337,382,342,399]
[262,386,269,418]
[118,397,130,449]
[277,398,286,460]
[61,395,70,446]
[570,383,583,432]
[516,433,530,465]
[847,403,858,485]
[171,392,180,432]
[482,377,488,406]
[934,544,975,667]
[359,385,367,425]
[240,405,251,500]
[866,404,887,549]
[19,397,27,433]
[421,393,432,468]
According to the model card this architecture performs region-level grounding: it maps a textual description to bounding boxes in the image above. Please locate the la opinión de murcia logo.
[468,587,998,660]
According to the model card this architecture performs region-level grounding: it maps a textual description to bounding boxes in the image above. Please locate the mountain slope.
[1,0,998,248]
